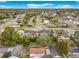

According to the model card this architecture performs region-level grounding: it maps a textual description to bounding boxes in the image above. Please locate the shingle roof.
[69,47,79,52]
[38,30,49,33]
[0,48,8,54]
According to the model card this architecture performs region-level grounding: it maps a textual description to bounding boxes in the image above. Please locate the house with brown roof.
[30,47,46,58]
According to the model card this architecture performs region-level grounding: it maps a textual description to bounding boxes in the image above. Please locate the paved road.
[49,46,59,57]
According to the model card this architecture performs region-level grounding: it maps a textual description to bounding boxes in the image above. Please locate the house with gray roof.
[0,48,8,57]
[69,47,79,58]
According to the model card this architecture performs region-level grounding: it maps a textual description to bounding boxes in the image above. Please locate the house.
[68,47,79,58]
[44,20,50,26]
[0,46,21,58]
[30,47,46,58]
[38,29,49,34]
[24,30,37,35]
[0,45,27,58]
[11,45,23,57]
[0,48,8,57]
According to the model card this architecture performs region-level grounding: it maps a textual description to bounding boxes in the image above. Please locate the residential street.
[0,14,26,29]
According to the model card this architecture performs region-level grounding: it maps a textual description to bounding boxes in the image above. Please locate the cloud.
[57,4,79,9]
[0,2,78,9]
[76,1,79,2]
[26,3,53,8]
[0,5,15,8]
[0,1,7,3]
[59,5,73,8]
[26,3,76,9]
[62,5,71,8]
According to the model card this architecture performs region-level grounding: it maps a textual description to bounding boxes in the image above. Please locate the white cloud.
[0,5,15,8]
[61,5,72,8]
[76,1,79,2]
[41,3,53,6]
[54,4,74,9]
[27,4,41,7]
[0,1,6,3]
[26,3,53,8]
[26,3,77,9]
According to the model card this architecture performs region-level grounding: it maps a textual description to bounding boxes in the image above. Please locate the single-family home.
[44,20,50,26]
[30,47,46,58]
[0,48,8,57]
[68,47,79,58]
[11,45,23,57]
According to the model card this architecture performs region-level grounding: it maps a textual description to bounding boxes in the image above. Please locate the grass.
[40,23,47,28]
[19,54,29,58]
[48,23,58,28]
[18,25,34,30]
[30,42,41,47]
[47,55,52,58]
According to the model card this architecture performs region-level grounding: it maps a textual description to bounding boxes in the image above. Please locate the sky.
[0,1,79,9]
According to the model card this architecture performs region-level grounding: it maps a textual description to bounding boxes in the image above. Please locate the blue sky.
[0,1,79,9]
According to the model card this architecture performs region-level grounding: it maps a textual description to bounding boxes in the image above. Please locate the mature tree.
[23,18,28,24]
[1,27,15,46]
[21,36,30,47]
[49,31,59,44]
[12,31,22,43]
[56,41,69,57]
[1,27,22,46]
[30,35,38,42]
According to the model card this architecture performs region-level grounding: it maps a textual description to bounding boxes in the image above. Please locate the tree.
[52,33,59,42]
[30,35,38,42]
[23,15,29,25]
[1,27,22,46]
[12,31,22,43]
[1,27,16,46]
[20,24,24,28]
[21,36,30,47]
[49,31,59,45]
[56,41,69,57]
